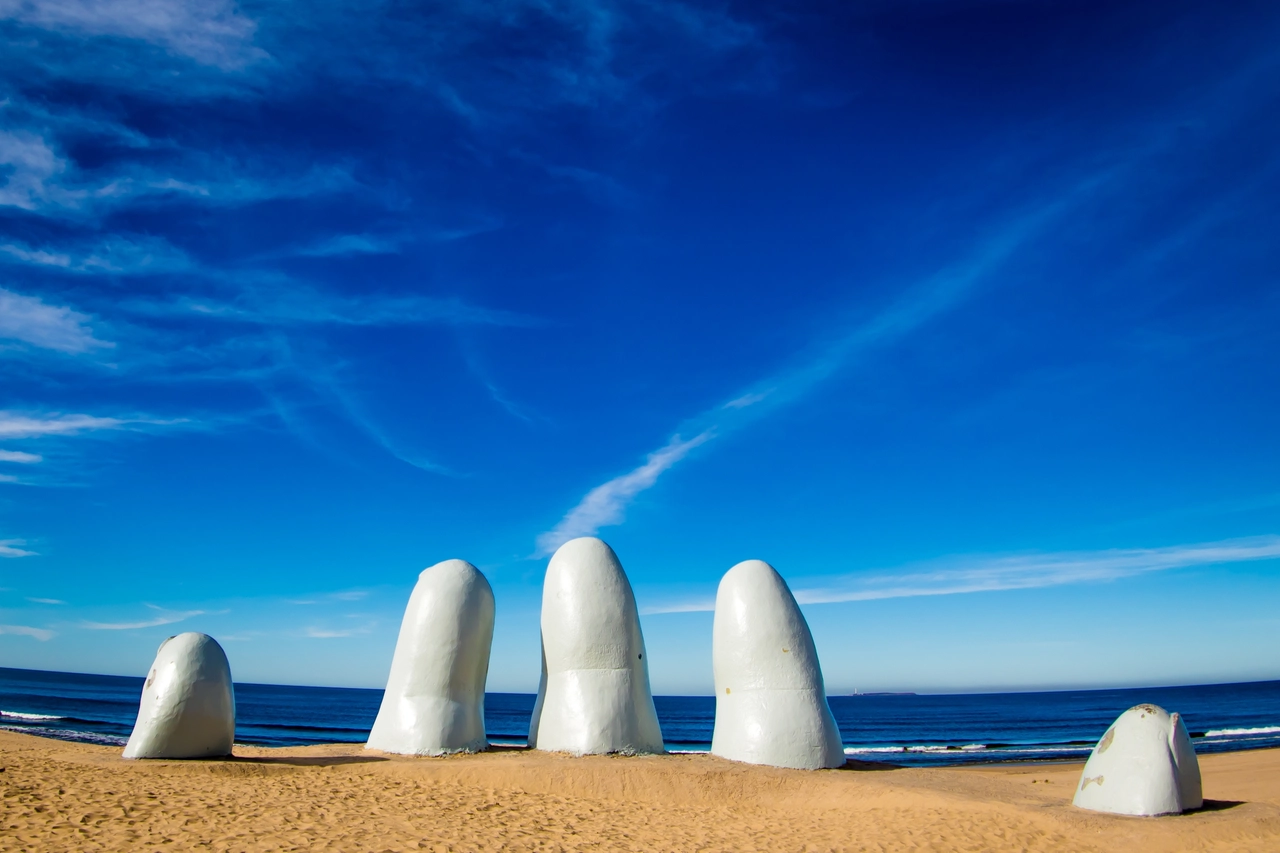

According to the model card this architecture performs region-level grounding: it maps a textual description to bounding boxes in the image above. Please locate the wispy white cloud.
[0,0,268,70]
[0,126,354,218]
[80,607,204,630]
[0,539,37,558]
[286,590,367,605]
[640,535,1280,614]
[688,184,1092,432]
[434,82,483,124]
[11,0,762,113]
[101,273,536,342]
[305,624,374,639]
[618,57,1271,526]
[0,244,74,268]
[0,96,154,149]
[536,431,714,555]
[160,289,538,330]
[792,536,1280,606]
[305,628,352,638]
[323,385,456,477]
[544,163,636,207]
[173,163,356,207]
[286,221,500,258]
[0,236,191,274]
[0,623,55,641]
[0,130,68,211]
[368,0,762,119]
[0,129,195,214]
[458,343,541,425]
[722,391,771,410]
[423,220,505,243]
[26,597,65,605]
[292,233,404,257]
[534,190,1087,555]
[0,411,184,439]
[483,381,536,424]
[0,288,113,354]
[0,450,42,463]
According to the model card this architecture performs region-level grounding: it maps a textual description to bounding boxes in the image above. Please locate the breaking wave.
[1,710,65,721]
[1203,725,1280,738]
[845,743,1085,756]
[0,724,126,746]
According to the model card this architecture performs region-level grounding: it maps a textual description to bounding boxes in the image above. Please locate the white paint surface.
[529,537,664,755]
[366,559,495,755]
[122,632,235,759]
[710,559,845,770]
[1073,703,1203,816]
[1169,711,1204,810]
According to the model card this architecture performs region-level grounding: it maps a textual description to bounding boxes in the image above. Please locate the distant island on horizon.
[848,691,918,697]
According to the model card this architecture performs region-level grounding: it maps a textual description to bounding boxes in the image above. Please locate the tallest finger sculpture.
[711,559,845,769]
[528,537,664,755]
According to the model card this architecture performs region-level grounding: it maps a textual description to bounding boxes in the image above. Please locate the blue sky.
[1,0,1278,695]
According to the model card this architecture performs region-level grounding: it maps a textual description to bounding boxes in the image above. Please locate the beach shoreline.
[3,730,1279,852]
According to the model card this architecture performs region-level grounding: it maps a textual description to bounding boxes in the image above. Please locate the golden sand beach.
[2,730,1278,852]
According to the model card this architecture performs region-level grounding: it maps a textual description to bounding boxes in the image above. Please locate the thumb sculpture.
[528,537,664,755]
[122,632,235,759]
[1073,703,1203,816]
[711,560,845,770]
[367,559,495,755]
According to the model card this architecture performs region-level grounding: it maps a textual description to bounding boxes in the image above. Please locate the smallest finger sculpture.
[1073,703,1203,816]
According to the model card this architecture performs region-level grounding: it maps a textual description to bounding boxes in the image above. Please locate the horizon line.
[3,663,1276,698]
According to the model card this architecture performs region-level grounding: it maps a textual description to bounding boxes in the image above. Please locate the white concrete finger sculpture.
[367,559,495,755]
[528,537,664,755]
[1073,703,1203,815]
[711,560,845,770]
[122,632,235,759]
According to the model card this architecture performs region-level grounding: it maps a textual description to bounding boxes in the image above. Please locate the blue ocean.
[2,667,1278,766]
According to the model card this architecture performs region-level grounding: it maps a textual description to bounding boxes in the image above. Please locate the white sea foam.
[845,744,988,754]
[0,725,126,746]
[0,710,64,721]
[845,743,1088,757]
[845,746,911,754]
[1025,745,1102,755]
[1203,725,1280,738]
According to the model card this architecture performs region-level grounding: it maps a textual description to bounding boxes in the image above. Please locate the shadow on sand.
[837,758,901,772]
